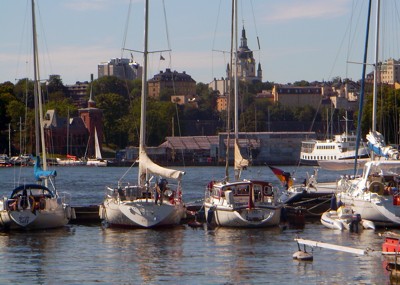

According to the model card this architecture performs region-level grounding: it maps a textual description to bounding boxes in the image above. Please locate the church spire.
[240,26,248,49]
[88,74,96,108]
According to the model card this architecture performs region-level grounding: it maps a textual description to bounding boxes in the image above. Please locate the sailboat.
[98,0,186,228]
[0,0,74,230]
[336,0,400,226]
[203,0,281,227]
[86,127,107,167]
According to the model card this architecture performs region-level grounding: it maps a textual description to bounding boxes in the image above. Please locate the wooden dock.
[71,205,101,224]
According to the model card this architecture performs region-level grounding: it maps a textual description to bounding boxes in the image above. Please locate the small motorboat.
[321,206,375,231]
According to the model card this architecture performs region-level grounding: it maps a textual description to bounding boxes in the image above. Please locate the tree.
[92,76,130,101]
[95,92,130,148]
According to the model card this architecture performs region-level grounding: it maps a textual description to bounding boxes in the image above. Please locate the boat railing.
[58,191,71,204]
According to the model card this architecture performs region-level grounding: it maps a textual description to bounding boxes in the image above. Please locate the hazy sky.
[1,0,399,86]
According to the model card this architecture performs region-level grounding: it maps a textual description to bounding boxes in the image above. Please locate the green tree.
[95,92,129,148]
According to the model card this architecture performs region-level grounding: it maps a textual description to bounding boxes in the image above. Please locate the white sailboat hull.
[204,202,281,228]
[100,198,185,228]
[204,180,282,228]
[0,199,72,230]
[337,193,400,226]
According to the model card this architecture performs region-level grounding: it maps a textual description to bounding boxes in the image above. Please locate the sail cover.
[139,150,184,181]
[234,140,249,171]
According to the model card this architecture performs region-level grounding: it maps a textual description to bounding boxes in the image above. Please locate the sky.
[1,0,400,86]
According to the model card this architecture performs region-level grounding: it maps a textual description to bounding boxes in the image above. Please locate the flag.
[160,55,165,60]
[268,165,293,188]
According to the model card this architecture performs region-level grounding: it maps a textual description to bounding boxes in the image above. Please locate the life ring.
[369,181,385,195]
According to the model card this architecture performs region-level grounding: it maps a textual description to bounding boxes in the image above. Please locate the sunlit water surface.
[0,165,395,284]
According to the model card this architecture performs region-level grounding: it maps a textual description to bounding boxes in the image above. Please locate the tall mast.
[234,0,239,141]
[138,0,149,184]
[32,0,47,171]
[371,0,380,160]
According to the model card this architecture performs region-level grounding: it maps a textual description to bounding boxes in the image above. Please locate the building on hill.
[65,81,90,108]
[148,68,196,99]
[272,85,324,109]
[43,110,88,157]
[98,58,142,81]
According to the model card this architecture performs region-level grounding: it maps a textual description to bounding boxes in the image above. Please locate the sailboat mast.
[138,0,149,184]
[371,0,380,161]
[233,0,239,141]
[32,0,47,171]
[32,0,40,158]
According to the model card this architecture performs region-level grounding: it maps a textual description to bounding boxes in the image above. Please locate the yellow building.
[272,85,323,109]
[148,68,196,99]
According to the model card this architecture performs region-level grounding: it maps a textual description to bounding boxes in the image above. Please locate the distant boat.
[86,127,107,167]
[318,158,368,171]
[299,131,369,166]
[56,154,86,166]
[0,154,11,167]
[56,110,86,166]
[0,0,74,230]
[99,0,186,228]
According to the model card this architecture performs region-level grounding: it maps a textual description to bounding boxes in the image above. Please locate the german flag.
[268,165,293,188]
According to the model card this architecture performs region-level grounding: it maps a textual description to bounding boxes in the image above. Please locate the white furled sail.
[234,140,249,171]
[139,149,184,181]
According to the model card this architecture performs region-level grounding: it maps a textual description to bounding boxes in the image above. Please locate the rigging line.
[211,0,223,80]
[327,0,359,81]
[36,1,53,79]
[121,0,133,58]
[344,1,365,78]
[162,0,176,96]
[15,1,30,83]
[249,0,261,61]
[394,1,400,60]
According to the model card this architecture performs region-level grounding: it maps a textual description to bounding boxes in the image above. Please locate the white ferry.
[299,132,369,166]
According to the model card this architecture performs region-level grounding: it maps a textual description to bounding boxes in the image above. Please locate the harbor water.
[0,165,395,284]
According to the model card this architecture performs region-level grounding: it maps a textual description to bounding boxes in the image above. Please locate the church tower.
[78,75,104,157]
[236,26,262,83]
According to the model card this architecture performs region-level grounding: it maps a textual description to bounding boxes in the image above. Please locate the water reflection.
[100,226,185,283]
[0,227,74,284]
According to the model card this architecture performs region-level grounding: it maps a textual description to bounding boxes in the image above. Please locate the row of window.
[302,155,337,160]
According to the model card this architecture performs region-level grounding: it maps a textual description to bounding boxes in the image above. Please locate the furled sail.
[139,149,184,181]
[234,140,249,171]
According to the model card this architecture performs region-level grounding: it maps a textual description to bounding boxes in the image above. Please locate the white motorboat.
[99,0,185,228]
[300,132,369,166]
[0,0,74,230]
[320,205,375,231]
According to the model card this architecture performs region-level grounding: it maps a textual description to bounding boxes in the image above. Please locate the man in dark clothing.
[155,179,168,205]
